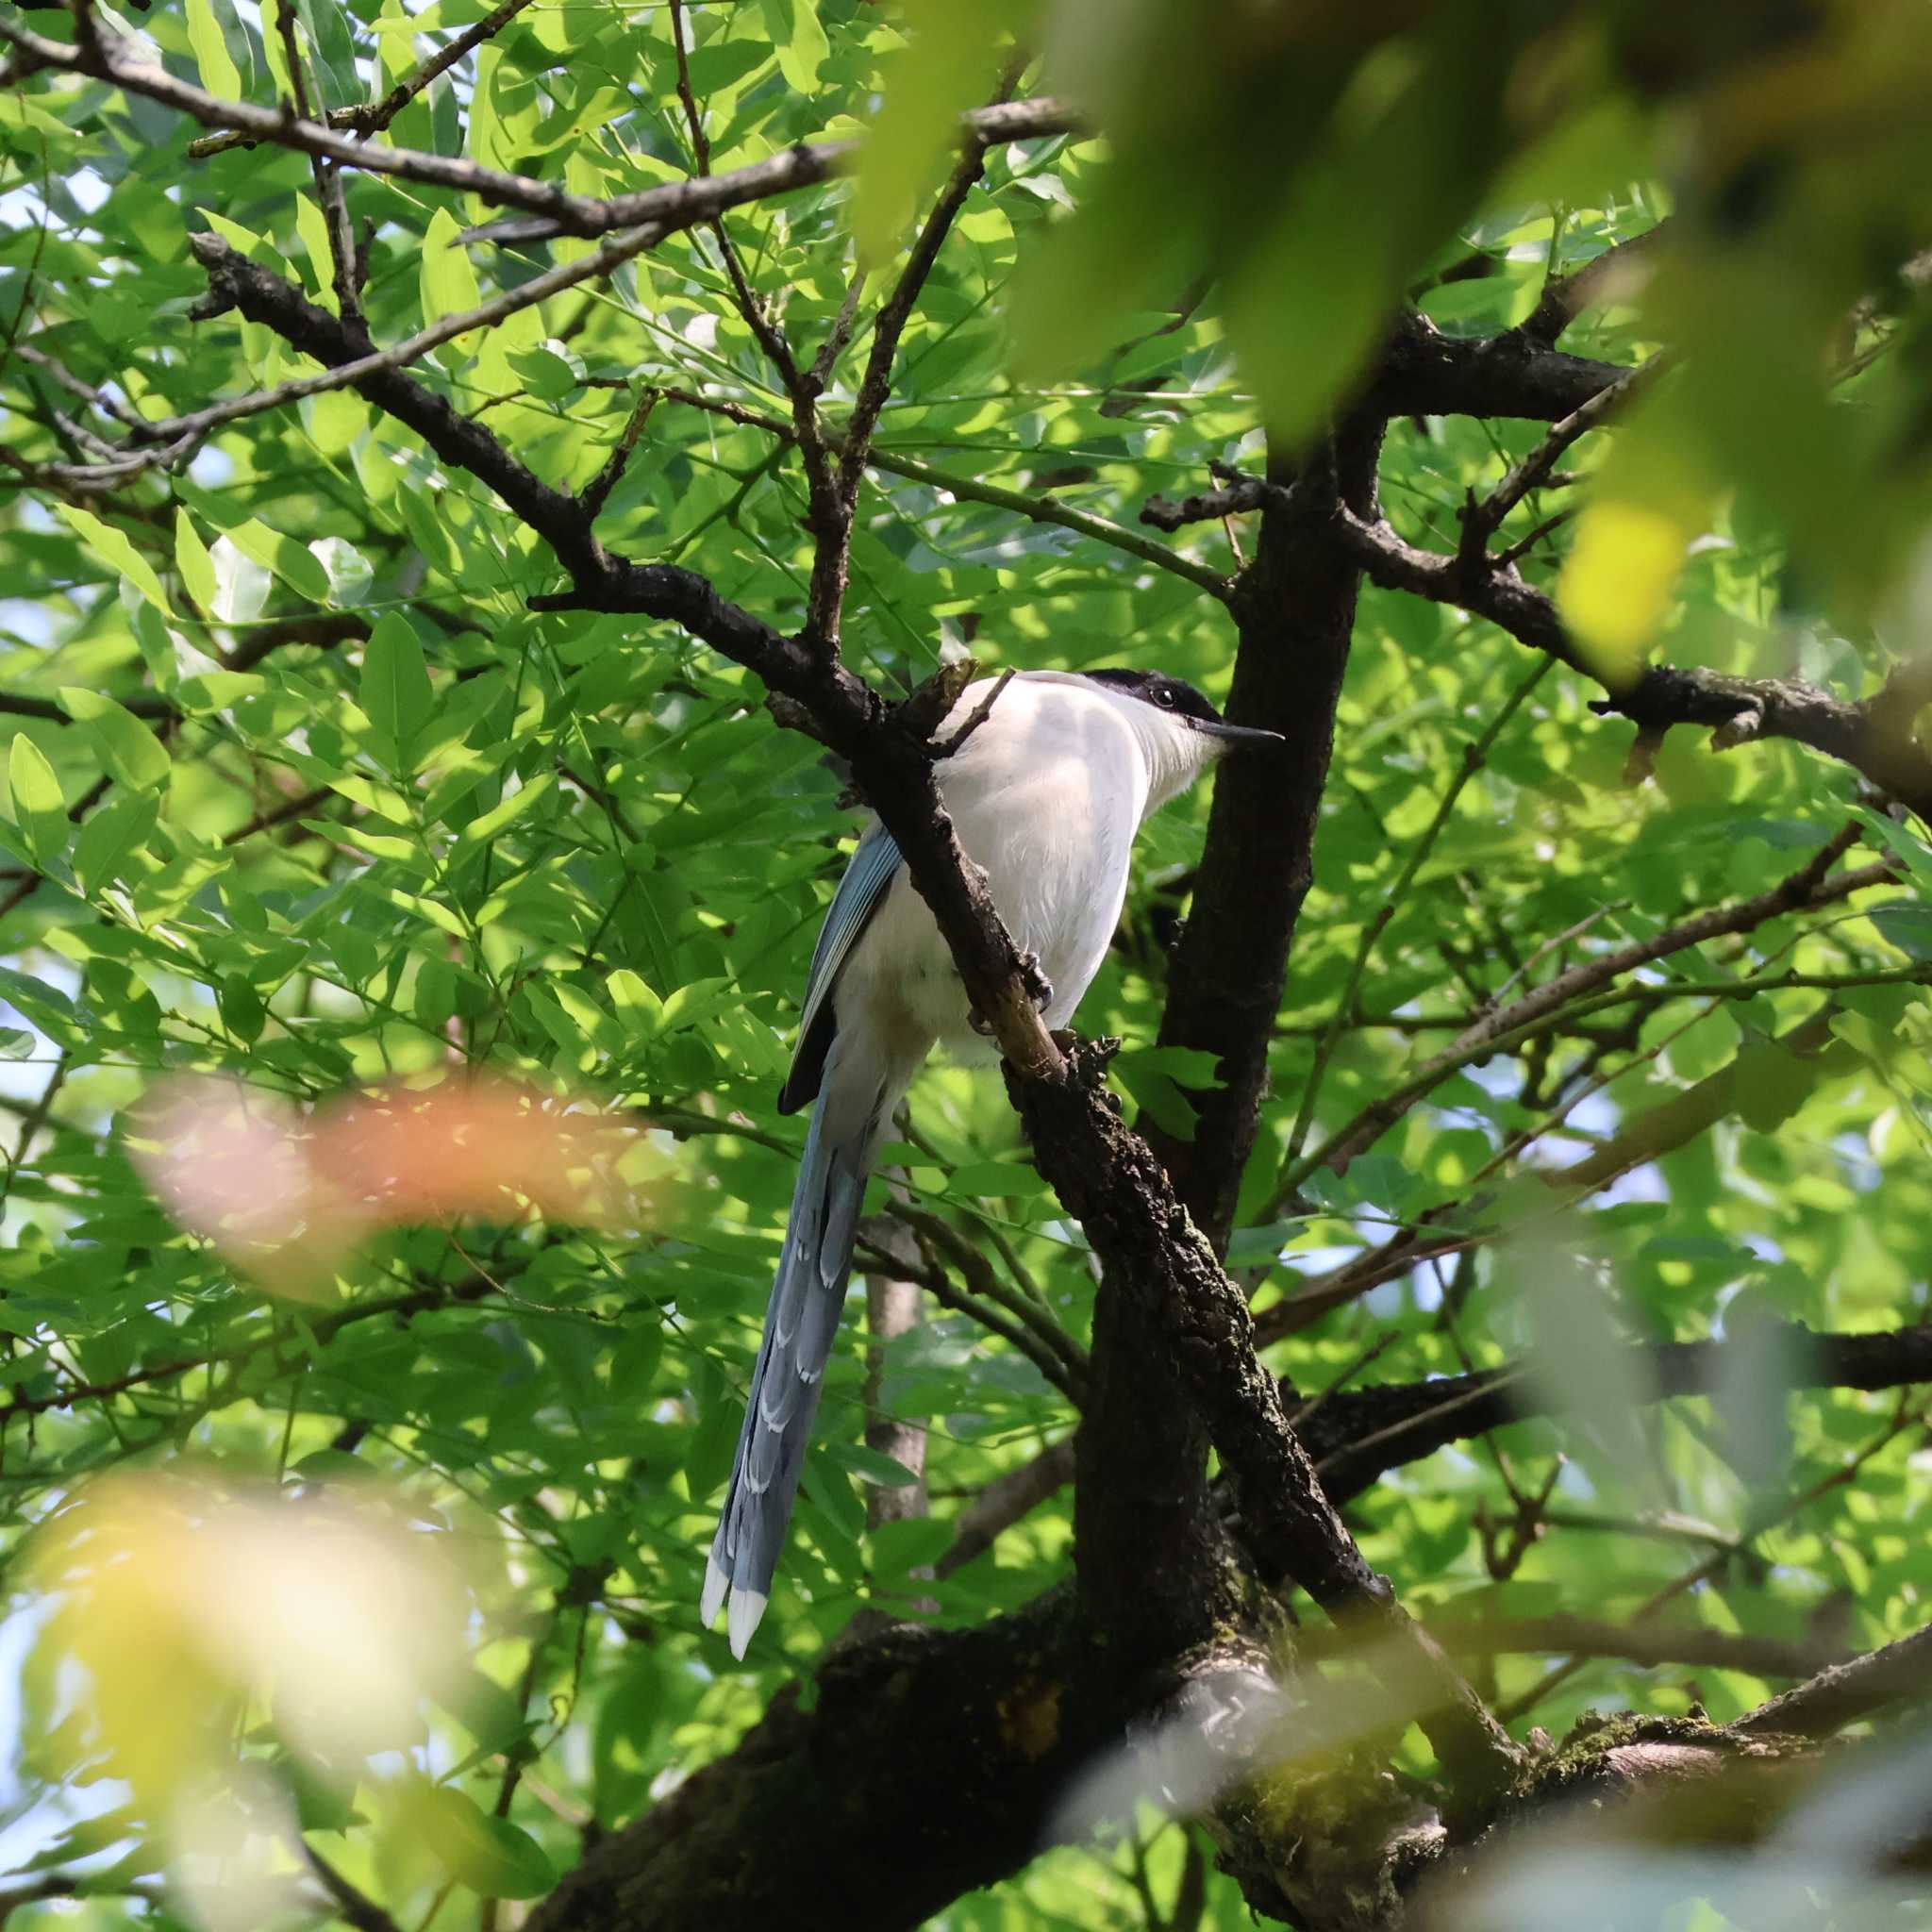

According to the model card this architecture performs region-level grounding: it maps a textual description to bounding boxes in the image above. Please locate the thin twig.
[934,669,1013,758]
[273,0,359,318]
[0,12,1074,239]
[1282,829,1882,1191]
[1285,654,1554,1164]
[578,389,657,520]
[1456,353,1667,569]
[155,224,670,447]
[300,1841,405,1932]
[1497,1399,1927,1722]
[343,0,537,137]
[1738,1620,1932,1738]
[882,1202,1089,1391]
[12,341,143,430]
[654,385,1229,597]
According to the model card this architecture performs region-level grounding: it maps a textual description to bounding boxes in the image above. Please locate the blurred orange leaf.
[129,1074,645,1296]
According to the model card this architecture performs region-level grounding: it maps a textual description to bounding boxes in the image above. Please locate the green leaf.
[605,967,664,1037]
[292,192,340,313]
[59,691,171,792]
[946,1160,1052,1198]
[71,791,158,894]
[311,538,373,608]
[7,735,67,866]
[225,519,333,605]
[208,533,271,624]
[54,506,172,615]
[456,772,553,845]
[283,1758,361,1835]
[825,1441,922,1487]
[0,965,80,1041]
[293,0,362,108]
[389,889,467,940]
[184,0,242,103]
[851,0,1014,261]
[421,208,482,331]
[415,1787,554,1899]
[1221,25,1505,446]
[174,509,218,614]
[1733,1038,1824,1134]
[1008,170,1185,384]
[760,0,828,96]
[1870,905,1932,961]
[507,343,583,401]
[358,614,436,770]
[176,672,269,714]
[302,387,369,456]
[200,210,272,265]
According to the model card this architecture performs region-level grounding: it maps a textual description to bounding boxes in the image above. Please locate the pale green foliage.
[1,2,1931,1927]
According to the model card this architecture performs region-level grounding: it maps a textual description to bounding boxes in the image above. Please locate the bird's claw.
[966,953,1055,1035]
[1021,950,1054,1014]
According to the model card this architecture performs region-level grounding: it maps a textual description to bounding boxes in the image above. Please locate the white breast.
[835,675,1152,1055]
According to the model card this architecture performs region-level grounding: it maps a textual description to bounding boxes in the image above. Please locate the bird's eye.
[1155,685,1176,708]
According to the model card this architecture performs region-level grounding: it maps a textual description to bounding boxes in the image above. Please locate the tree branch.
[524,1597,1185,1932]
[1300,1321,1932,1505]
[1521,221,1672,341]
[1327,503,1932,819]
[184,239,1065,1091]
[665,0,847,619]
[803,132,992,652]
[933,1437,1076,1578]
[1455,354,1666,567]
[271,0,359,321]
[654,385,1229,595]
[1738,1621,1932,1738]
[0,13,1075,239]
[1368,309,1635,422]
[1353,1614,1850,1681]
[299,1841,405,1932]
[341,0,537,138]
[1011,1041,1524,1820]
[1065,426,1384,1686]
[1277,777,1881,1199]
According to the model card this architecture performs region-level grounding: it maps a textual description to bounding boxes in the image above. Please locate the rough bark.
[1072,424,1384,1670]
[527,1600,1091,1932]
[525,1599,1266,1932]
[1151,423,1384,1252]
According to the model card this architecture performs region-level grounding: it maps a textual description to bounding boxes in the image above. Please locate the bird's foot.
[966,952,1055,1036]
[1020,949,1054,1014]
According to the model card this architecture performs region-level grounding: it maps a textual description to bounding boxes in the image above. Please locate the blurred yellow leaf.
[26,1473,469,1813]
[1557,495,1695,689]
[852,0,1029,264]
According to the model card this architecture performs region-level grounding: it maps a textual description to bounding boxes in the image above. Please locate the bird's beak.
[1198,720,1286,747]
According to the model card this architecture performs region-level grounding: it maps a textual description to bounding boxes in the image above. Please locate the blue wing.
[776,823,901,1115]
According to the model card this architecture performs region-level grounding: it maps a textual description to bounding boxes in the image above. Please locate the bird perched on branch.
[701,667,1282,1656]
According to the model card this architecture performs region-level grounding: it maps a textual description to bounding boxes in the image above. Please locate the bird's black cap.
[1081,668,1283,745]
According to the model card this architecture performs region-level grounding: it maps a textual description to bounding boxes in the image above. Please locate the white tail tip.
[727,1585,769,1660]
[700,1552,729,1627]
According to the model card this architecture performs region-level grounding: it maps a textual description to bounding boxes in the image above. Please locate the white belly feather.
[831,676,1150,1058]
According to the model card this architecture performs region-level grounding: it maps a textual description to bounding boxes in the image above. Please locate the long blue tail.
[702,1035,898,1657]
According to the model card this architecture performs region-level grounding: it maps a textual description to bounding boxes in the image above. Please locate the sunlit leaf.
[7,733,67,866]
[60,689,171,791]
